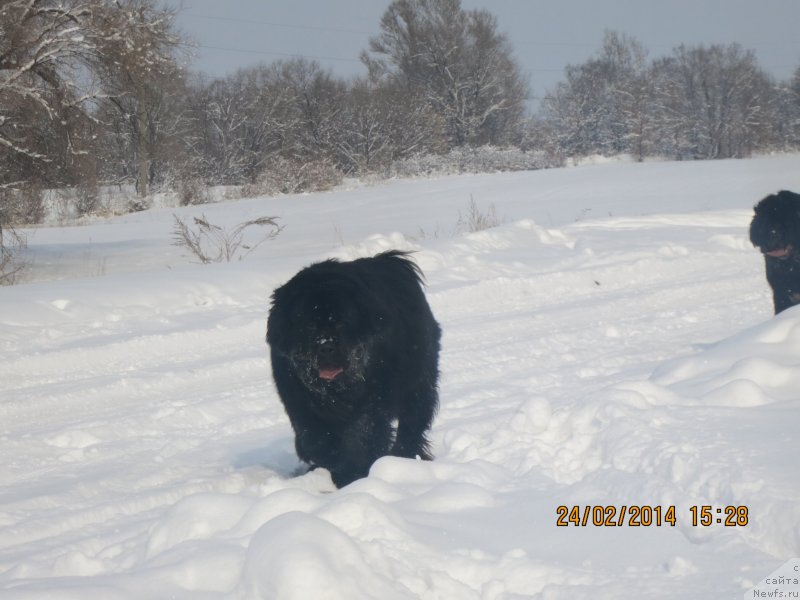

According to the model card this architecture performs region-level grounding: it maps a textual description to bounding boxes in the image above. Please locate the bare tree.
[332,80,446,174]
[275,58,346,162]
[0,0,100,271]
[0,218,27,285]
[0,0,186,212]
[540,35,785,161]
[0,0,97,190]
[652,44,772,159]
[773,65,800,149]
[186,59,343,187]
[541,31,652,159]
[189,73,255,184]
[362,0,527,148]
[88,0,185,197]
[754,66,800,153]
[186,69,292,184]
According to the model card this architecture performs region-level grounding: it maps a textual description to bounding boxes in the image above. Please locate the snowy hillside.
[2,155,799,599]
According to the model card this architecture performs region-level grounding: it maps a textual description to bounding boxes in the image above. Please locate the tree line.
[2,0,800,227]
[538,31,800,162]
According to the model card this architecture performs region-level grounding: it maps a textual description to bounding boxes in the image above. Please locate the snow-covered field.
[2,155,799,599]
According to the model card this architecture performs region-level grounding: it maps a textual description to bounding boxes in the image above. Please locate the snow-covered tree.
[273,58,345,162]
[540,35,784,161]
[540,31,652,159]
[331,80,446,174]
[362,0,527,148]
[0,0,96,190]
[186,64,302,185]
[651,43,772,159]
[0,0,184,200]
[88,0,184,197]
[765,64,800,151]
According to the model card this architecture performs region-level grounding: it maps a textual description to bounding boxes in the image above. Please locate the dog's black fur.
[266,250,441,488]
[749,190,800,314]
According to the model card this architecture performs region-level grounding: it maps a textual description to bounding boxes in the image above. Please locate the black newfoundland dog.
[750,190,800,314]
[266,250,441,488]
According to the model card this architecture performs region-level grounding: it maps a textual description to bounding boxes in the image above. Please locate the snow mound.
[652,306,800,406]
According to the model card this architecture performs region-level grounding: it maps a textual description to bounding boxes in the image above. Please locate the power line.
[181,42,570,73]
[177,11,798,77]
[180,41,363,64]
[181,11,374,36]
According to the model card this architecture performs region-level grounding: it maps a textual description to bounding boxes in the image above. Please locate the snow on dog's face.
[286,290,373,392]
[750,191,800,260]
[267,272,384,400]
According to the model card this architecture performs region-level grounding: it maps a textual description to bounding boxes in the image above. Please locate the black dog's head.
[266,262,387,396]
[750,190,800,260]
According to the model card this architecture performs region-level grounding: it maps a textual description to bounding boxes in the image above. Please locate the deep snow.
[1,155,799,599]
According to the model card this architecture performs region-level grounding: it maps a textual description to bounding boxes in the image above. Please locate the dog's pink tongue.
[766,247,791,258]
[319,367,344,380]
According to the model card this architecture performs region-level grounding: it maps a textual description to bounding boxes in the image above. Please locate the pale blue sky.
[171,0,800,101]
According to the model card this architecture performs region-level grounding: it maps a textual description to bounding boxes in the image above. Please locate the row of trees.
[2,0,800,225]
[1,0,531,216]
[161,0,532,198]
[539,31,799,161]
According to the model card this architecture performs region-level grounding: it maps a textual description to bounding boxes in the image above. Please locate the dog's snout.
[316,337,336,356]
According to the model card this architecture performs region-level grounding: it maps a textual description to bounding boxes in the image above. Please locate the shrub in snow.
[176,177,212,206]
[243,156,344,197]
[0,222,27,285]
[44,186,142,224]
[389,146,559,178]
[455,196,504,233]
[0,186,45,225]
[171,213,283,263]
[128,197,151,213]
[73,182,103,217]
